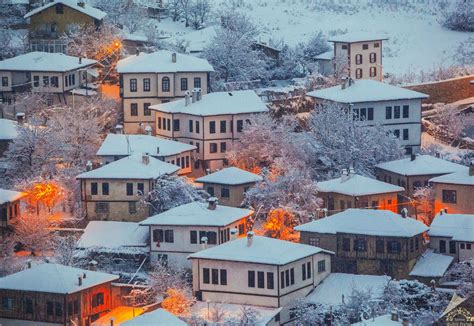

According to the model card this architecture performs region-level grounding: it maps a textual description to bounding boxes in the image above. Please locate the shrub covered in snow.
[441,0,474,32]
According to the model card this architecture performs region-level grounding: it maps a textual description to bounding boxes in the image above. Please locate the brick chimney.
[207,197,218,210]
[115,124,123,134]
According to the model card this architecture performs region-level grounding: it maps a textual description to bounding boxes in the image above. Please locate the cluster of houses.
[0,1,473,325]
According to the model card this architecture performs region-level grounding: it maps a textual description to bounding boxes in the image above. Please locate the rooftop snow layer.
[188,236,333,265]
[315,50,334,60]
[429,213,474,242]
[307,80,428,103]
[429,170,474,186]
[0,119,18,140]
[317,173,404,196]
[116,50,214,73]
[0,52,98,72]
[328,32,388,43]
[122,308,187,326]
[140,202,252,227]
[0,188,25,205]
[376,155,467,176]
[24,0,107,20]
[306,273,390,305]
[168,25,219,53]
[409,249,453,278]
[77,221,148,252]
[150,90,268,116]
[195,167,262,185]
[0,263,118,294]
[295,209,428,237]
[76,153,179,179]
[352,314,403,325]
[97,134,196,157]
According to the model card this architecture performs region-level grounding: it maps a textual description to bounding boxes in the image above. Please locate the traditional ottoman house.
[195,167,262,207]
[0,188,25,230]
[97,133,196,175]
[151,90,268,175]
[188,233,333,324]
[140,198,252,268]
[0,51,99,107]
[307,79,428,154]
[429,163,474,214]
[24,0,107,53]
[76,153,179,222]
[116,50,214,134]
[295,209,429,279]
[428,212,474,262]
[317,169,404,215]
[0,263,119,326]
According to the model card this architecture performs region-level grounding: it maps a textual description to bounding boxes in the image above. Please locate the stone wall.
[405,75,474,104]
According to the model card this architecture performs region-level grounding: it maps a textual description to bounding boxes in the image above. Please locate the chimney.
[443,208,448,214]
[201,236,208,250]
[349,166,355,176]
[88,260,98,271]
[191,88,198,103]
[230,227,238,241]
[341,168,349,182]
[78,275,83,286]
[171,52,177,63]
[83,272,87,279]
[402,317,409,326]
[391,310,399,322]
[208,197,218,210]
[86,160,93,171]
[197,88,202,101]
[136,49,140,56]
[16,112,25,125]
[115,124,124,134]
[400,208,408,218]
[79,57,82,64]
[142,154,150,165]
[410,154,416,161]
[246,231,254,247]
[26,259,32,269]
[348,77,354,86]
[185,91,191,106]
[341,77,347,89]
[144,125,152,136]
[77,1,85,8]
[156,147,160,154]
[469,161,474,176]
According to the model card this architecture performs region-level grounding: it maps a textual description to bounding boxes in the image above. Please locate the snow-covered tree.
[455,37,474,66]
[302,32,331,74]
[412,186,435,224]
[13,211,56,256]
[442,0,474,32]
[162,288,194,316]
[52,234,79,266]
[149,260,191,298]
[189,0,211,29]
[434,106,467,146]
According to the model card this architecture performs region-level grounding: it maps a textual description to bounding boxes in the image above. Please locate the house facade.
[0,188,24,230]
[295,209,429,279]
[429,212,474,262]
[317,169,404,215]
[116,50,214,134]
[188,234,332,324]
[0,263,118,326]
[0,52,98,108]
[140,200,252,268]
[24,0,106,53]
[97,133,196,175]
[329,34,387,81]
[151,90,268,175]
[77,154,179,222]
[429,164,474,214]
[195,167,262,207]
[0,119,17,158]
[307,79,428,154]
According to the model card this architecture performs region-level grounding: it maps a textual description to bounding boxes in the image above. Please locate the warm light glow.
[24,182,64,210]
[161,288,192,316]
[263,208,295,240]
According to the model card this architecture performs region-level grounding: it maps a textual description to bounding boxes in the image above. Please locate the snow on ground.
[306,273,390,305]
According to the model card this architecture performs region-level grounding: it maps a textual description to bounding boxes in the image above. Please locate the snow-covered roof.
[140,202,252,227]
[409,249,453,278]
[376,155,467,176]
[352,314,403,325]
[429,169,474,186]
[196,167,262,185]
[328,32,388,43]
[150,90,269,116]
[76,153,179,179]
[0,119,18,140]
[0,263,118,294]
[317,173,404,196]
[122,308,186,326]
[168,25,219,53]
[116,50,214,73]
[92,306,146,326]
[0,188,25,205]
[188,236,333,265]
[24,0,107,20]
[77,221,148,253]
[307,80,428,103]
[97,134,196,158]
[429,213,474,242]
[306,273,390,305]
[0,52,98,72]
[315,50,334,61]
[295,209,428,237]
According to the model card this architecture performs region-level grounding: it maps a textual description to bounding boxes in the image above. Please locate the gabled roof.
[376,155,467,176]
[295,209,428,237]
[0,119,18,140]
[307,80,428,103]
[0,52,98,73]
[0,263,118,294]
[409,249,453,278]
[188,236,333,265]
[97,134,196,158]
[196,167,262,185]
[315,50,334,61]
[328,32,388,43]
[140,202,252,227]
[24,0,107,20]
[116,50,214,73]
[317,173,404,196]
[0,188,26,205]
[429,213,474,242]
[429,170,474,186]
[150,90,268,116]
[76,153,179,179]
[122,308,187,326]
